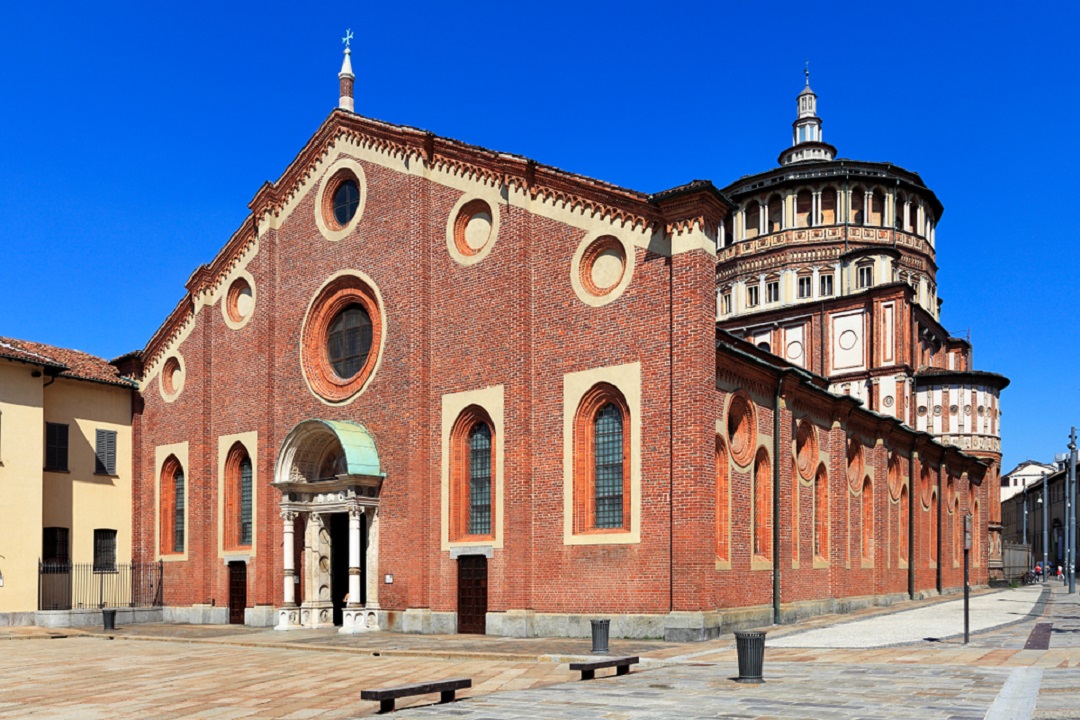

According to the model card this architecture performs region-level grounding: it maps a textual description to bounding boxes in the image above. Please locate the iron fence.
[38,561,163,610]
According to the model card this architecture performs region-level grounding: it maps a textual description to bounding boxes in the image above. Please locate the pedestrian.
[1058,565,1064,584]
[1035,562,1042,582]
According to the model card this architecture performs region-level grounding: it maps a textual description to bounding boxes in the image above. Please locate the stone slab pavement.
[0,584,1077,718]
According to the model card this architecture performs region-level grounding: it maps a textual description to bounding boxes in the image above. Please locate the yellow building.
[0,337,136,624]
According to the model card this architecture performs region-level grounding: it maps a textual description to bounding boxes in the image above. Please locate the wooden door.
[228,561,246,624]
[457,555,487,634]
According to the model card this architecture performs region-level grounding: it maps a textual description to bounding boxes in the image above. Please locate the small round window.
[332,179,360,226]
[327,303,372,380]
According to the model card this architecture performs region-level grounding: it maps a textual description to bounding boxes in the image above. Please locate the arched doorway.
[272,419,383,633]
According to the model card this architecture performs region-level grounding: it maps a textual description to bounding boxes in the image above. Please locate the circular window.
[795,420,818,481]
[581,236,627,297]
[950,405,959,415]
[332,179,360,227]
[327,303,372,379]
[315,158,367,241]
[301,272,384,404]
[727,392,757,467]
[846,436,864,491]
[225,277,254,324]
[452,199,494,257]
[917,405,927,417]
[160,354,184,401]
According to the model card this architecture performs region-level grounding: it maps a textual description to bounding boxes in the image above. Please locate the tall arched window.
[450,406,496,541]
[160,456,185,555]
[899,485,909,564]
[869,190,884,225]
[930,491,939,565]
[573,384,630,534]
[821,187,837,225]
[850,187,865,225]
[744,202,761,240]
[972,499,980,567]
[814,463,829,561]
[795,190,812,228]
[224,443,253,549]
[953,498,962,566]
[767,193,783,232]
[716,436,730,563]
[861,477,874,563]
[753,448,771,560]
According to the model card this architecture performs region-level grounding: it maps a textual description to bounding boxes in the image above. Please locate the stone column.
[275,509,301,630]
[348,506,362,607]
[282,510,297,606]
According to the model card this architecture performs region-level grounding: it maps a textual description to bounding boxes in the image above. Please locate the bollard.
[590,618,610,654]
[733,630,766,683]
[102,608,117,632]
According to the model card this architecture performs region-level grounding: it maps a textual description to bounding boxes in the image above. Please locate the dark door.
[457,555,487,634]
[330,513,349,626]
[228,562,246,624]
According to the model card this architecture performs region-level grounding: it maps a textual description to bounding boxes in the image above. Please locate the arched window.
[160,456,185,555]
[850,187,865,225]
[450,406,496,541]
[573,384,630,534]
[814,464,829,560]
[716,436,730,563]
[224,443,253,549]
[795,190,812,228]
[744,202,761,240]
[973,499,980,567]
[899,485,909,564]
[767,193,783,232]
[861,477,874,563]
[930,491,939,565]
[953,498,962,566]
[753,448,771,560]
[821,187,837,225]
[868,190,884,226]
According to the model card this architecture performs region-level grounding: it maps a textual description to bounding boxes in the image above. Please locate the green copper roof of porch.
[320,419,385,477]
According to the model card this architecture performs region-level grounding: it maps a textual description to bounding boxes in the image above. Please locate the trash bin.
[590,618,610,654]
[733,629,766,683]
[102,609,117,632]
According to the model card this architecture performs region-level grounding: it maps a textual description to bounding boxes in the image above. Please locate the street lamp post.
[1043,470,1049,584]
[1068,428,1077,594]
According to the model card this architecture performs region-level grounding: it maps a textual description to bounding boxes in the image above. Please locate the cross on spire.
[342,29,354,49]
[805,60,810,85]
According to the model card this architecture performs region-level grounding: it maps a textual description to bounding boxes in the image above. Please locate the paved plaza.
[0,584,1077,719]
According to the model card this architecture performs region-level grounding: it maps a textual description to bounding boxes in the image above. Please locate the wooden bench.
[361,678,471,713]
[568,656,639,681]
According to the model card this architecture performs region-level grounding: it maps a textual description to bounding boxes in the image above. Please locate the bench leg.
[580,669,595,681]
[616,664,630,676]
[379,698,395,713]
[440,690,456,704]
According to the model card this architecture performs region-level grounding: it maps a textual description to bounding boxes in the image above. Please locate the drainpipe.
[908,447,916,600]
[773,370,790,625]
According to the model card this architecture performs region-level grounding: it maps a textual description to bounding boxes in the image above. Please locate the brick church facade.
[122,51,1002,640]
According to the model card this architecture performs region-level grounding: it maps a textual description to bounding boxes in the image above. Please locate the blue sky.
[1,1,1076,472]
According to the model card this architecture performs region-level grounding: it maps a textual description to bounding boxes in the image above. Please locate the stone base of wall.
[245,605,277,627]
[164,604,228,625]
[30,608,164,628]
[0,612,38,627]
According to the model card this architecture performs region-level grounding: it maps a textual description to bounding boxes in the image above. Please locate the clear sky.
[1,1,1076,472]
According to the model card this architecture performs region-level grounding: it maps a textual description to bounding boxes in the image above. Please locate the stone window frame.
[223,441,254,551]
[813,463,830,566]
[159,454,187,558]
[861,476,875,567]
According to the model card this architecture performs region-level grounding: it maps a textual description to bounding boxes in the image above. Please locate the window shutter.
[95,430,106,474]
[106,431,116,475]
[239,457,253,546]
